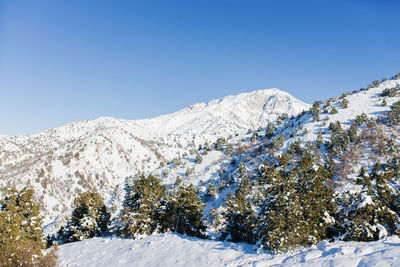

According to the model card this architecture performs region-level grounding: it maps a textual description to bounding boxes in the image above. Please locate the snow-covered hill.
[0,88,309,226]
[57,233,400,267]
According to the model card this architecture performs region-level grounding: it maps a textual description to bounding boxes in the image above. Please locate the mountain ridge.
[0,88,309,227]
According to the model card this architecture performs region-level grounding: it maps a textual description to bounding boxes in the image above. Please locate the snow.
[0,87,309,228]
[358,194,374,209]
[57,233,400,267]
[1,78,400,236]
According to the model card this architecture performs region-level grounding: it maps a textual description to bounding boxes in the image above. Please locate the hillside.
[0,88,309,227]
[3,73,400,264]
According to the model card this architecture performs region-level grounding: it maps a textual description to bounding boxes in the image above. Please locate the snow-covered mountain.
[0,88,309,225]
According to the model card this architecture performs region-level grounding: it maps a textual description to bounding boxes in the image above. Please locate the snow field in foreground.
[58,233,400,267]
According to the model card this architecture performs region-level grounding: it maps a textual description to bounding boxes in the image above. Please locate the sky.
[0,0,399,136]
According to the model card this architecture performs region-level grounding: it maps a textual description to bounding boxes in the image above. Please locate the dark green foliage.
[355,113,369,125]
[221,169,256,243]
[119,175,166,237]
[331,107,338,114]
[196,153,203,164]
[336,165,400,242]
[204,183,217,200]
[287,139,302,159]
[251,132,258,142]
[356,167,371,188]
[214,137,227,151]
[0,187,57,266]
[221,191,257,244]
[389,101,400,125]
[265,123,276,139]
[257,154,335,252]
[347,124,358,143]
[372,80,380,87]
[271,133,285,151]
[381,87,398,97]
[312,101,321,121]
[304,141,322,164]
[316,131,324,147]
[209,208,222,229]
[341,99,349,109]
[236,174,253,197]
[328,121,349,156]
[58,190,111,242]
[277,113,288,124]
[162,182,206,238]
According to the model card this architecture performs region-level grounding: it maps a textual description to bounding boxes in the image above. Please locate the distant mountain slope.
[0,88,309,226]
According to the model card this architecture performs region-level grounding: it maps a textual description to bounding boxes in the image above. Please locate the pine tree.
[271,133,285,151]
[265,123,276,139]
[329,121,349,156]
[389,101,400,125]
[162,182,206,238]
[258,164,304,252]
[209,208,222,231]
[337,166,400,241]
[119,174,167,237]
[257,153,335,252]
[341,99,349,109]
[58,190,110,243]
[221,190,257,244]
[347,124,358,143]
[204,183,217,201]
[312,101,321,121]
[0,187,57,266]
[195,153,203,164]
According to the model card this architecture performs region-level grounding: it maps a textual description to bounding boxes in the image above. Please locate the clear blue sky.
[0,0,399,136]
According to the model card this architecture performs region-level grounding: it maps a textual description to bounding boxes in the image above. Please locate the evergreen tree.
[316,131,324,147]
[195,153,203,164]
[347,124,358,143]
[214,138,227,151]
[355,113,369,125]
[337,166,400,241]
[258,160,304,252]
[329,121,349,156]
[341,99,349,108]
[257,153,335,252]
[204,183,217,201]
[162,182,206,238]
[220,191,257,244]
[389,101,400,125]
[119,175,166,237]
[312,101,321,121]
[236,175,252,197]
[271,133,285,151]
[265,123,276,139]
[58,190,110,243]
[209,208,222,231]
[0,187,57,266]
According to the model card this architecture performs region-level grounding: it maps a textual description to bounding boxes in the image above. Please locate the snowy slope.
[136,88,307,138]
[144,77,400,236]
[57,233,400,267]
[0,88,309,226]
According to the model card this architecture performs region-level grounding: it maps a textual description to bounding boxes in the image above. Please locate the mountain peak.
[0,87,310,225]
